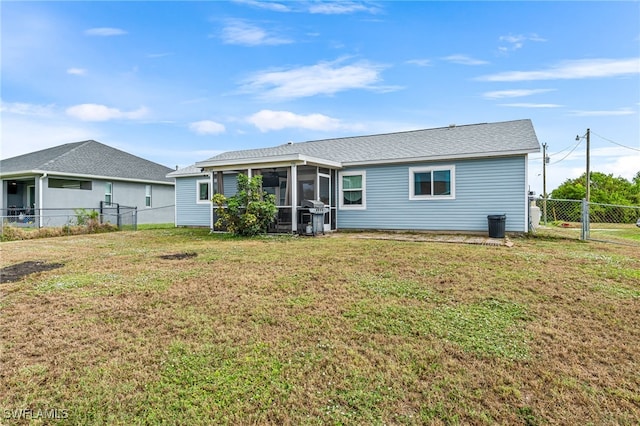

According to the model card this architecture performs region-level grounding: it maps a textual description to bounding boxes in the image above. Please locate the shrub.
[212,174,278,236]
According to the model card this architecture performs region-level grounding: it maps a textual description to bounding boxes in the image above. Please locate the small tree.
[212,174,278,236]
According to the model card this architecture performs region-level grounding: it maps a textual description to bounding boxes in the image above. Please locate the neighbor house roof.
[196,119,540,169]
[1,140,174,184]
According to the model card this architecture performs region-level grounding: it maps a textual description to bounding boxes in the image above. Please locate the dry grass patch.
[0,229,638,424]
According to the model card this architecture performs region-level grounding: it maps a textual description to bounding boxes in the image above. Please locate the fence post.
[580,198,590,241]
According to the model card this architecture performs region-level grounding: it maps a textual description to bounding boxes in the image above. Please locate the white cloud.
[0,101,56,117]
[500,103,563,108]
[592,147,640,181]
[232,0,291,13]
[147,52,173,58]
[498,33,546,52]
[248,109,348,132]
[442,54,489,66]
[65,104,148,121]
[240,59,389,100]
[221,19,292,46]
[233,0,379,14]
[0,116,98,160]
[189,120,226,135]
[568,108,636,117]
[67,67,87,76]
[308,2,378,14]
[406,59,431,67]
[477,58,640,81]
[483,89,555,99]
[84,27,127,36]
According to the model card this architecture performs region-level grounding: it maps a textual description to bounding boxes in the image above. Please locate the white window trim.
[409,165,456,200]
[338,170,366,210]
[196,179,211,204]
[105,182,113,205]
[145,185,152,208]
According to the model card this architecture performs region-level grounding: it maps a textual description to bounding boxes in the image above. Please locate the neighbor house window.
[145,185,152,207]
[409,166,455,200]
[339,171,366,209]
[196,179,210,204]
[48,178,92,190]
[105,182,113,204]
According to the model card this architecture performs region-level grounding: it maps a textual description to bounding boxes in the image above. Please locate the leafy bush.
[212,174,278,236]
[74,208,100,226]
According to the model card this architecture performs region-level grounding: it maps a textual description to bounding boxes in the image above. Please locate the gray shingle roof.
[166,164,207,178]
[197,119,540,167]
[1,140,174,183]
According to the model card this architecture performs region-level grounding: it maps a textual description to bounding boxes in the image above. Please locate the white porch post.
[209,171,214,231]
[38,173,47,228]
[291,163,297,233]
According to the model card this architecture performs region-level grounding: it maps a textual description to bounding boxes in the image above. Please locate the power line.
[591,131,640,152]
[548,140,581,157]
[549,137,583,165]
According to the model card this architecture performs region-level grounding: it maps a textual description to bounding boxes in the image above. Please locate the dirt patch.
[0,261,65,283]
[158,252,197,260]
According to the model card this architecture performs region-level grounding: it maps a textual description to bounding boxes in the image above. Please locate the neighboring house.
[0,140,175,227]
[171,119,540,234]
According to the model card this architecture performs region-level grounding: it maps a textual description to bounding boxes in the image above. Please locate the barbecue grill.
[298,200,329,236]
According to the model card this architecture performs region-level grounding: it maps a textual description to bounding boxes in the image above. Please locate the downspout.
[38,173,47,228]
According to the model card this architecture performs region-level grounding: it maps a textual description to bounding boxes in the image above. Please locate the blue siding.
[175,176,210,227]
[338,156,527,232]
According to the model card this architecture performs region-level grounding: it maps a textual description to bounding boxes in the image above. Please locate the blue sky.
[2,0,639,195]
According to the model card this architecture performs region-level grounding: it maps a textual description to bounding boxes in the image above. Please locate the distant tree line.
[548,171,640,223]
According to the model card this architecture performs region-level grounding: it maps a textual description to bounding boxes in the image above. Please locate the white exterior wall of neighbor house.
[40,176,174,225]
[337,156,529,232]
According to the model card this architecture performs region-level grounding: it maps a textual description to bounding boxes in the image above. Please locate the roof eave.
[1,170,174,185]
[196,154,342,171]
[341,149,539,167]
[166,171,209,178]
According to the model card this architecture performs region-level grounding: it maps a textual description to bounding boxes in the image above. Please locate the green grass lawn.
[1,229,639,425]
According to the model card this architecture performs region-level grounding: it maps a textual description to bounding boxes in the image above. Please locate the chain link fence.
[532,198,640,245]
[1,204,137,236]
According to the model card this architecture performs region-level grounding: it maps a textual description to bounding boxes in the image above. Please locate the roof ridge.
[40,140,95,168]
[285,119,530,146]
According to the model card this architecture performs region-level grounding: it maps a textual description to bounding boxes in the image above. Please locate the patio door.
[318,173,331,232]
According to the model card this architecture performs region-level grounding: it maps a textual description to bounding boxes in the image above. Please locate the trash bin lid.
[488,214,506,220]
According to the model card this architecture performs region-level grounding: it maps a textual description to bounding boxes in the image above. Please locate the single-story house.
[171,119,540,234]
[1,140,175,227]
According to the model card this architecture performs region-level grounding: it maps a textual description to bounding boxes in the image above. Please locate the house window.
[105,182,113,205]
[196,180,210,204]
[339,171,366,209]
[48,178,92,190]
[409,166,455,200]
[145,185,152,207]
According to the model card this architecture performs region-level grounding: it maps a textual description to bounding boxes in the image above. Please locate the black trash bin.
[487,214,506,238]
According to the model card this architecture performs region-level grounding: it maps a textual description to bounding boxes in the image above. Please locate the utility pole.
[576,129,591,202]
[542,143,548,224]
[585,128,590,202]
